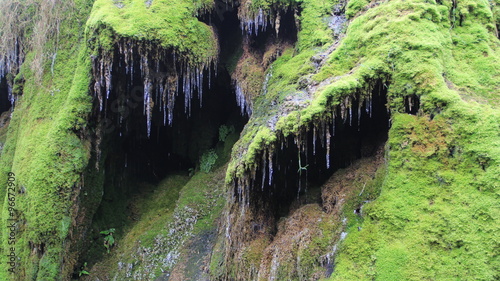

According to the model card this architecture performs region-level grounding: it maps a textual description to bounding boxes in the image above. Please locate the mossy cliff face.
[223,0,499,279]
[0,0,498,280]
[0,0,95,279]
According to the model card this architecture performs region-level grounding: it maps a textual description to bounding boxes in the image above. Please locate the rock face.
[0,0,499,280]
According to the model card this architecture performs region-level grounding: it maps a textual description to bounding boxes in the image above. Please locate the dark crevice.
[404,94,420,115]
[86,39,248,261]
[0,76,11,113]
[91,47,247,181]
[240,81,390,231]
[215,9,244,72]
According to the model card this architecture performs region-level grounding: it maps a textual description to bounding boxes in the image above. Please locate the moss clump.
[86,0,218,64]
[83,164,228,280]
[0,29,93,281]
[332,109,499,280]
[0,1,95,279]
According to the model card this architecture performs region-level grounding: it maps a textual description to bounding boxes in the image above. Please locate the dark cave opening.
[92,41,247,184]
[204,1,298,72]
[86,40,248,249]
[248,82,390,226]
[247,7,298,51]
[0,77,11,113]
[404,94,420,115]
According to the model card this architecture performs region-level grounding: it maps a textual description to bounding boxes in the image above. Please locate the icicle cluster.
[92,39,214,137]
[235,83,252,116]
[232,91,379,207]
[0,37,23,107]
[240,8,271,36]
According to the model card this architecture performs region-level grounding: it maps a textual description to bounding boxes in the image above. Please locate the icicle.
[358,98,362,129]
[332,111,336,137]
[144,79,153,137]
[268,152,273,186]
[313,127,317,155]
[167,78,178,125]
[183,65,193,116]
[130,51,134,82]
[235,83,249,115]
[326,129,331,169]
[198,67,203,107]
[349,101,353,126]
[105,61,112,100]
[368,92,373,118]
[208,65,212,89]
[261,153,267,191]
[94,80,103,112]
[241,8,269,36]
[340,103,346,123]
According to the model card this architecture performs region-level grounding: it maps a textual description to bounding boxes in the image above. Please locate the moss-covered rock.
[0,0,498,280]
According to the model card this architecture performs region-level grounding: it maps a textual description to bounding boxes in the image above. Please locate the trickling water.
[340,231,347,240]
[269,253,280,281]
[262,68,272,96]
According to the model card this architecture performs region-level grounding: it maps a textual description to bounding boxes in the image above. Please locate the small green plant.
[297,152,309,175]
[200,149,218,173]
[78,262,90,277]
[218,124,235,142]
[100,228,115,253]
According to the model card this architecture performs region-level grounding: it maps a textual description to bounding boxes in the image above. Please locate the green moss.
[228,0,499,182]
[332,109,500,280]
[0,1,94,279]
[296,0,337,50]
[225,0,499,279]
[345,0,370,18]
[86,0,217,64]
